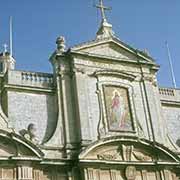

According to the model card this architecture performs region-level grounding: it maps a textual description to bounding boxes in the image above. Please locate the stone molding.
[96,80,138,138]
[92,70,136,82]
[0,130,44,159]
[79,136,180,164]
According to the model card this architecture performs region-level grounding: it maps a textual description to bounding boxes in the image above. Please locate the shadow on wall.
[41,93,58,144]
[176,139,180,147]
[17,93,58,145]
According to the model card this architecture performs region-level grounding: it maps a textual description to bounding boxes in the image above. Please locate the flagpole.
[10,16,13,57]
[166,41,177,88]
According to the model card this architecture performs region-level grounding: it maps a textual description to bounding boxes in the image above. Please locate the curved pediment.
[0,130,43,160]
[92,70,136,81]
[79,136,180,165]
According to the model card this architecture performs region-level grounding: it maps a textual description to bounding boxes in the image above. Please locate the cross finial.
[96,0,111,22]
[3,44,8,53]
[95,0,114,39]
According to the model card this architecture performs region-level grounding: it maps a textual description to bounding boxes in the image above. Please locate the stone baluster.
[34,74,38,82]
[18,166,33,180]
[21,71,53,86]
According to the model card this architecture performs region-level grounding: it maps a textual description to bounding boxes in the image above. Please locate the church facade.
[0,2,180,180]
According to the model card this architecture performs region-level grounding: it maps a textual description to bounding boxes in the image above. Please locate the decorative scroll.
[95,144,153,162]
[97,153,118,161]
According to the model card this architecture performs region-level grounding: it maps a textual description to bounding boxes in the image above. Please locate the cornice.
[2,84,55,94]
[92,69,136,81]
[70,50,157,67]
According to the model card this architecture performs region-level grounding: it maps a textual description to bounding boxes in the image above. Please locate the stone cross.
[96,0,111,22]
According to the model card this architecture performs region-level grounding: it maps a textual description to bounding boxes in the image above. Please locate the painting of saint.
[111,91,126,128]
[103,86,133,131]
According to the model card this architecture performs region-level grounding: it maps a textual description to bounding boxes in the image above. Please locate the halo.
[112,90,120,99]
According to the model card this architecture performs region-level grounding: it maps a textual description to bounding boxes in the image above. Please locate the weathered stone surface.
[7,91,57,143]
[0,16,179,180]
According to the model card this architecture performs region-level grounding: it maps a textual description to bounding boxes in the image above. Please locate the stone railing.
[5,70,54,90]
[21,71,53,85]
[159,88,175,96]
[159,87,180,103]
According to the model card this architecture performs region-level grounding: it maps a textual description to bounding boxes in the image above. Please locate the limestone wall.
[162,105,180,143]
[83,167,178,180]
[72,55,166,145]
[7,91,57,144]
[159,87,180,145]
[0,166,68,180]
[0,70,57,144]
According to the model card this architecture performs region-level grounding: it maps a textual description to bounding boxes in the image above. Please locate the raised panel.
[135,171,142,180]
[42,172,52,180]
[147,172,156,180]
[34,169,43,180]
[0,167,16,180]
[100,170,111,180]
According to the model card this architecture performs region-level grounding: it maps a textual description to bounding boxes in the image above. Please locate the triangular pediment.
[71,37,156,64]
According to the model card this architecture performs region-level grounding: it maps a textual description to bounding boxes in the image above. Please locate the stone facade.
[0,8,180,180]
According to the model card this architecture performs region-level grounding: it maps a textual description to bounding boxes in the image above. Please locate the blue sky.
[0,0,179,88]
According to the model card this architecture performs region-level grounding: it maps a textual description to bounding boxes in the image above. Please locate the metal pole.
[166,41,177,88]
[10,16,13,57]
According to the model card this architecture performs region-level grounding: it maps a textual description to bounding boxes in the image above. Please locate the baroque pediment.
[71,37,156,64]
[79,138,180,164]
[0,130,43,159]
[81,143,154,162]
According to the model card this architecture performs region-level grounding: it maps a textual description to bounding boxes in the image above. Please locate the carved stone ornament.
[56,36,66,53]
[94,144,153,162]
[19,123,39,145]
[93,70,136,82]
[97,153,118,161]
[121,144,152,162]
[142,75,157,86]
[125,166,136,180]
[72,67,86,74]
[121,144,133,161]
[132,150,152,161]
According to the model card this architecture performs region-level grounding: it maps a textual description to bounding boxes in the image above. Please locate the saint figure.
[110,91,126,129]
[19,123,39,144]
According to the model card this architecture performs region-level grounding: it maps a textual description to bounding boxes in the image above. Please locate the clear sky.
[0,0,179,88]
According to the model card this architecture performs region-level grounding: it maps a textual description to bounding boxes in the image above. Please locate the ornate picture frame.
[102,84,134,133]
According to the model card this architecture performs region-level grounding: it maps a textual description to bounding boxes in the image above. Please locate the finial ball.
[56,36,65,44]
[56,36,66,52]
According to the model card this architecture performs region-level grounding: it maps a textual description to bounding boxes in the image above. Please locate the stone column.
[60,71,79,155]
[48,36,80,153]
